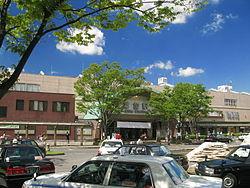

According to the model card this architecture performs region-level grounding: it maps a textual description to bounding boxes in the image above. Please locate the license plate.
[26,166,40,174]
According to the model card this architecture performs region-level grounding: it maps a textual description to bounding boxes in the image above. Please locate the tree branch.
[0,0,11,48]
[43,3,147,35]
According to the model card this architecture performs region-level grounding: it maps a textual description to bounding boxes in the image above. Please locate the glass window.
[226,111,240,120]
[0,106,7,118]
[53,101,69,112]
[29,100,47,111]
[16,99,24,110]
[67,161,109,185]
[224,99,237,106]
[109,162,153,188]
[129,146,148,155]
[163,160,189,185]
[150,146,171,156]
[5,147,41,159]
[227,147,250,161]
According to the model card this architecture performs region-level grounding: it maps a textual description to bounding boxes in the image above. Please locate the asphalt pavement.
[48,140,242,173]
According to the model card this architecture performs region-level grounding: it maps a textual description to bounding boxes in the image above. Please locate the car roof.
[0,144,38,149]
[121,143,162,147]
[91,155,173,164]
[102,139,123,142]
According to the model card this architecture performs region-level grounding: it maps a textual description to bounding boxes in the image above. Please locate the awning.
[117,121,151,129]
[0,125,19,129]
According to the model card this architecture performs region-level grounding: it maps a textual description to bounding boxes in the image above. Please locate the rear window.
[101,141,122,147]
[5,147,41,159]
[163,160,189,185]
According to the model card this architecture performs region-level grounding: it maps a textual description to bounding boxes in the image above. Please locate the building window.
[224,99,237,106]
[226,111,240,121]
[0,106,7,118]
[11,83,40,92]
[29,100,47,111]
[16,99,24,110]
[52,102,69,112]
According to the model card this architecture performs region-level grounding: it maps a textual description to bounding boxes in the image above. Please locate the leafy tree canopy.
[0,0,206,99]
[149,83,212,124]
[74,61,147,136]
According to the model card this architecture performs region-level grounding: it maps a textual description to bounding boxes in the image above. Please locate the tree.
[0,0,205,99]
[171,83,213,137]
[75,61,146,138]
[148,86,176,142]
[149,83,212,140]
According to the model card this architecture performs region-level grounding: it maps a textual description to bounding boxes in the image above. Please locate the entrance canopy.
[117,121,151,129]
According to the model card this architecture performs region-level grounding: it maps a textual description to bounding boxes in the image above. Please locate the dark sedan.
[114,143,189,170]
[204,134,233,143]
[1,139,46,156]
[0,145,55,188]
[195,145,250,188]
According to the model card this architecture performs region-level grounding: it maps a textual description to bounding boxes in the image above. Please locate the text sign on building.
[117,121,151,129]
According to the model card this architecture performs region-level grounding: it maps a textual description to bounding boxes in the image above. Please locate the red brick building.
[0,91,76,140]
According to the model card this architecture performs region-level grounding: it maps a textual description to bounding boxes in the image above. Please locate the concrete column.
[53,126,57,146]
[25,125,28,138]
[80,127,84,146]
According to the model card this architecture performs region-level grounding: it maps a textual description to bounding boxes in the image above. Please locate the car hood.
[199,158,241,168]
[23,172,69,187]
[177,175,222,188]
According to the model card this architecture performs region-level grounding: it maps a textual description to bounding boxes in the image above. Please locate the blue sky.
[1,0,250,92]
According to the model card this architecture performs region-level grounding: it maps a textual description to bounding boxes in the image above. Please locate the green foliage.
[149,83,213,126]
[0,65,15,84]
[171,83,213,123]
[0,0,206,99]
[74,61,146,130]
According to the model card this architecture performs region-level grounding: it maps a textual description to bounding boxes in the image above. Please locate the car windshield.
[102,141,122,147]
[150,145,171,156]
[163,160,189,185]
[226,147,250,162]
[114,146,134,155]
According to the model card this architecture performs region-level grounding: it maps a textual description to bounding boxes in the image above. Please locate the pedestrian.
[66,131,70,144]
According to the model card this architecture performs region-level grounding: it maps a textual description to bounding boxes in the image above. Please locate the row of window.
[16,100,70,112]
[0,100,70,118]
[224,98,237,106]
[11,83,40,92]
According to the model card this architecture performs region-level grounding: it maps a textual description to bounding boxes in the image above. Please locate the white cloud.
[144,60,174,73]
[56,27,105,55]
[201,13,238,35]
[173,67,204,77]
[209,0,221,4]
[139,0,199,24]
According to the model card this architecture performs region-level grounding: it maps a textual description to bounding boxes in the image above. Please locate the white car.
[23,155,222,188]
[239,133,250,141]
[97,139,123,155]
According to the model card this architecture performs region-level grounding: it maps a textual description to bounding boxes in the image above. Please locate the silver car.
[23,155,222,188]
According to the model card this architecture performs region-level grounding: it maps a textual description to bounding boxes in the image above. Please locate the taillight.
[6,167,27,176]
[40,164,55,173]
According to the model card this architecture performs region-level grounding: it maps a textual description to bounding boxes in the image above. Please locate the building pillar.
[80,126,84,146]
[53,126,57,146]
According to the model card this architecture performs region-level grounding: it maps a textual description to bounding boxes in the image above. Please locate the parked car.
[195,145,250,188]
[238,133,250,141]
[114,143,189,170]
[204,134,232,143]
[97,139,123,156]
[0,144,55,188]
[23,155,222,188]
[1,138,46,156]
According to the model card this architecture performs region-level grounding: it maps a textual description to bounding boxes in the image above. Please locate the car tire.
[223,173,237,188]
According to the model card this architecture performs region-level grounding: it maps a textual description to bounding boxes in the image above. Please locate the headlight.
[205,166,214,175]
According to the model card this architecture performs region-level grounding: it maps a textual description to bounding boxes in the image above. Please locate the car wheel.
[223,173,237,188]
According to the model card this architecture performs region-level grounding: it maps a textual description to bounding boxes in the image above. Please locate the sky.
[1,0,250,92]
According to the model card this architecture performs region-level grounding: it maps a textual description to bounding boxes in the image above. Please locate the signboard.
[117,121,151,129]
[0,125,19,129]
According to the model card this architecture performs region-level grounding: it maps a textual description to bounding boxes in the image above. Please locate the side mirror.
[205,155,208,161]
[71,165,77,172]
